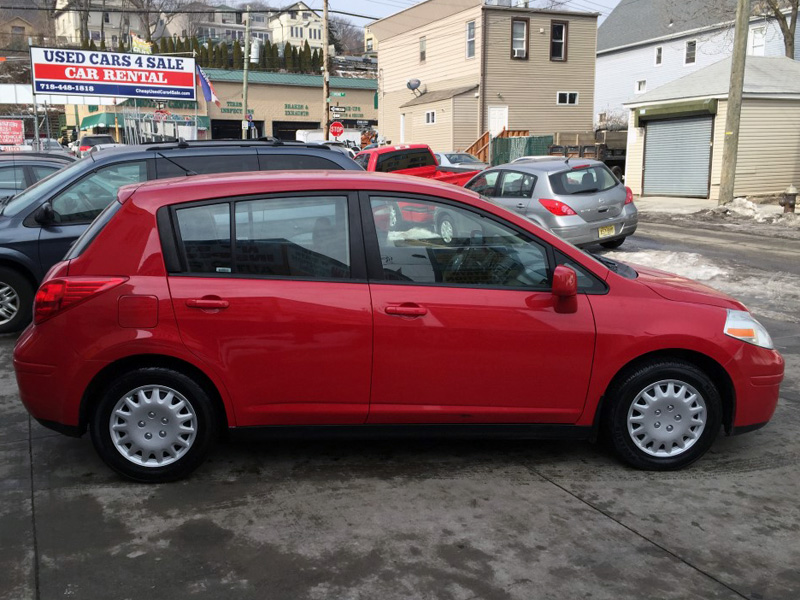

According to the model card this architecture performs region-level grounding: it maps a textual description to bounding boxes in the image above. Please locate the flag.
[196,65,221,107]
[131,34,153,55]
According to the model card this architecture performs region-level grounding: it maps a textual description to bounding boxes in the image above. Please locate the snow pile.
[707,198,769,222]
[604,250,728,281]
[697,198,800,227]
[771,211,800,228]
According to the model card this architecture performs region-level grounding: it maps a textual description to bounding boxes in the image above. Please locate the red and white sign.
[0,120,24,145]
[329,121,344,138]
[30,47,196,101]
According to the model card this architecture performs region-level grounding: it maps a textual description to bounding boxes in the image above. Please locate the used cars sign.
[30,47,196,101]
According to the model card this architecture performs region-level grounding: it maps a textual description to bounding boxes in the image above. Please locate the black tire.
[438,214,457,244]
[90,367,217,483]
[0,267,33,334]
[600,237,626,250]
[605,359,722,470]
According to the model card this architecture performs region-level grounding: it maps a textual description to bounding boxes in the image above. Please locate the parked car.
[0,140,362,333]
[0,152,74,199]
[13,171,783,482]
[462,159,637,249]
[354,144,480,186]
[77,134,117,157]
[26,138,71,157]
[88,143,127,155]
[434,151,488,172]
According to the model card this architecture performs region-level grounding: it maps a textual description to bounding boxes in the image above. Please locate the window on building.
[550,21,567,61]
[420,36,426,62]
[685,40,696,64]
[425,110,436,124]
[10,25,24,48]
[511,18,528,59]
[748,26,766,56]
[290,11,297,19]
[635,80,646,93]
[302,12,311,19]
[655,46,662,65]
[366,38,374,51]
[103,12,110,23]
[556,92,579,105]
[466,21,475,59]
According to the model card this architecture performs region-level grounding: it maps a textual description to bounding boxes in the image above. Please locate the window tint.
[31,165,59,181]
[156,153,258,178]
[51,161,147,223]
[371,196,549,289]
[498,171,536,197]
[550,166,618,195]
[235,196,349,279]
[258,154,342,170]
[0,165,25,190]
[554,250,607,294]
[65,199,122,259]
[176,203,232,274]
[81,135,115,147]
[353,154,370,169]
[465,171,499,195]
[375,150,435,172]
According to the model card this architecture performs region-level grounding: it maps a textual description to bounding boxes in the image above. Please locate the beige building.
[54,0,151,46]
[625,56,800,200]
[71,68,378,142]
[370,0,598,151]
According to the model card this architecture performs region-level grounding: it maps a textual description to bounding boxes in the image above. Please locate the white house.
[595,0,800,126]
[54,0,152,47]
[268,2,324,52]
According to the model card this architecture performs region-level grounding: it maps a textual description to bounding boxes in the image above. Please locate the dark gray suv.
[0,140,362,333]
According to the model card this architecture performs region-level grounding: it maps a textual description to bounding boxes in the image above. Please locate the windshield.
[2,156,91,217]
[549,165,618,195]
[445,153,481,163]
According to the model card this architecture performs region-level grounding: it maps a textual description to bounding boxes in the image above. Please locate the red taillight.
[539,198,577,216]
[33,277,127,325]
[79,145,90,152]
[625,186,634,205]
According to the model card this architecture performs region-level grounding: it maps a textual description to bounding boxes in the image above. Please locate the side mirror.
[34,202,55,225]
[552,265,578,314]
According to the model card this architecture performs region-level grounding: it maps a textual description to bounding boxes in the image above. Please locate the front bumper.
[727,344,784,431]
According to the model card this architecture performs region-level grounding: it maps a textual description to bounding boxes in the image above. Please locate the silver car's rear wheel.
[627,379,707,457]
[0,283,19,325]
[109,385,197,467]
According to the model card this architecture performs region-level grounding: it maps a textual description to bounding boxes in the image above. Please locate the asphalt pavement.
[1,210,798,600]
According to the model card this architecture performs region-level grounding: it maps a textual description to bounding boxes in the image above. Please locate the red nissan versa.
[14,172,784,482]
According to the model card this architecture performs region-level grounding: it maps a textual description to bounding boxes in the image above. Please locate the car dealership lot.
[2,220,799,600]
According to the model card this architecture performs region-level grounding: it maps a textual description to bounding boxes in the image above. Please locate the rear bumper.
[551,214,638,246]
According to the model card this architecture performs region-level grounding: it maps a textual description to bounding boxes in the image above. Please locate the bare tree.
[330,16,361,55]
[762,0,799,57]
[129,0,188,41]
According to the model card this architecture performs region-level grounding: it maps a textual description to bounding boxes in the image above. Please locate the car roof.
[0,152,73,162]
[357,144,430,156]
[126,170,483,211]
[490,158,605,175]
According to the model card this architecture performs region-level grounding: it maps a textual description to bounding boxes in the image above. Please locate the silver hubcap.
[389,205,399,227]
[0,283,19,325]
[440,219,454,243]
[627,379,706,457]
[109,385,197,467]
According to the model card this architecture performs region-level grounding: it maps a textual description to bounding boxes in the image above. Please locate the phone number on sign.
[37,83,96,93]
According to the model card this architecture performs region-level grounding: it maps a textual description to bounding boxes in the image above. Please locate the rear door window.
[550,165,618,195]
[156,152,259,178]
[50,160,147,223]
[0,165,26,191]
[175,203,232,274]
[464,171,499,195]
[31,165,60,182]
[497,171,536,198]
[258,154,343,170]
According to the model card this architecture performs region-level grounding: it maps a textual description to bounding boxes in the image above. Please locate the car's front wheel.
[0,267,33,334]
[438,214,456,244]
[605,359,722,470]
[90,368,216,482]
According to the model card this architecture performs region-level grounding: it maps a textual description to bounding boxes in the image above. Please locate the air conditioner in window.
[513,48,526,58]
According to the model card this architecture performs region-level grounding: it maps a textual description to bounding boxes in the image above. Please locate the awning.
[79,112,117,130]
[196,116,209,130]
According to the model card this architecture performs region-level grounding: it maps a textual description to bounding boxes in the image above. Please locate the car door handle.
[516,203,526,210]
[186,298,230,309]
[385,304,427,317]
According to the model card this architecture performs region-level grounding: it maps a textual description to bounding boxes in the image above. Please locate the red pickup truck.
[354,144,482,228]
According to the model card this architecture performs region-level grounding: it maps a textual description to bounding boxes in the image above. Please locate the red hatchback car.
[14,172,784,482]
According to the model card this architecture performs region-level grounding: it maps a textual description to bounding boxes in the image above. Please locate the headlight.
[724,310,774,349]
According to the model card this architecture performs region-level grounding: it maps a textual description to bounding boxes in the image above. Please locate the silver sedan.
[460,159,637,249]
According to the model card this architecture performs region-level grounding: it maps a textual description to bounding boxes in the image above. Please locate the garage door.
[643,117,713,197]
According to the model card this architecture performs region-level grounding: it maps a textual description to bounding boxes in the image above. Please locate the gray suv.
[462,159,637,249]
[0,139,361,333]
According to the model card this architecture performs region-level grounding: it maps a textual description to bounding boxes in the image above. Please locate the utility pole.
[322,0,330,141]
[718,0,750,205]
[242,5,251,140]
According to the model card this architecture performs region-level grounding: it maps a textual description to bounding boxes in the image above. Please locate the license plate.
[598,225,616,239]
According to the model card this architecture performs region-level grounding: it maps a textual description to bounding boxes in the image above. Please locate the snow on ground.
[604,249,800,323]
[697,198,800,229]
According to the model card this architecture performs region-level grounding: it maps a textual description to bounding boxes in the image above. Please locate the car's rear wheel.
[388,204,403,230]
[600,237,626,250]
[0,267,33,334]
[605,359,722,470]
[438,214,456,244]
[90,368,216,482]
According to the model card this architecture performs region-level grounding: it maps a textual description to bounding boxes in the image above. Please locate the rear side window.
[258,154,343,170]
[375,150,435,172]
[65,199,122,259]
[176,203,232,274]
[550,165,618,195]
[0,165,25,190]
[353,154,369,169]
[156,153,259,178]
[465,171,499,195]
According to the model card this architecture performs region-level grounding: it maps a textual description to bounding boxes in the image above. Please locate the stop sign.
[329,121,344,138]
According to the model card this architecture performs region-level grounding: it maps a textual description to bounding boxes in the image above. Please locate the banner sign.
[30,47,196,101]
[0,120,24,145]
